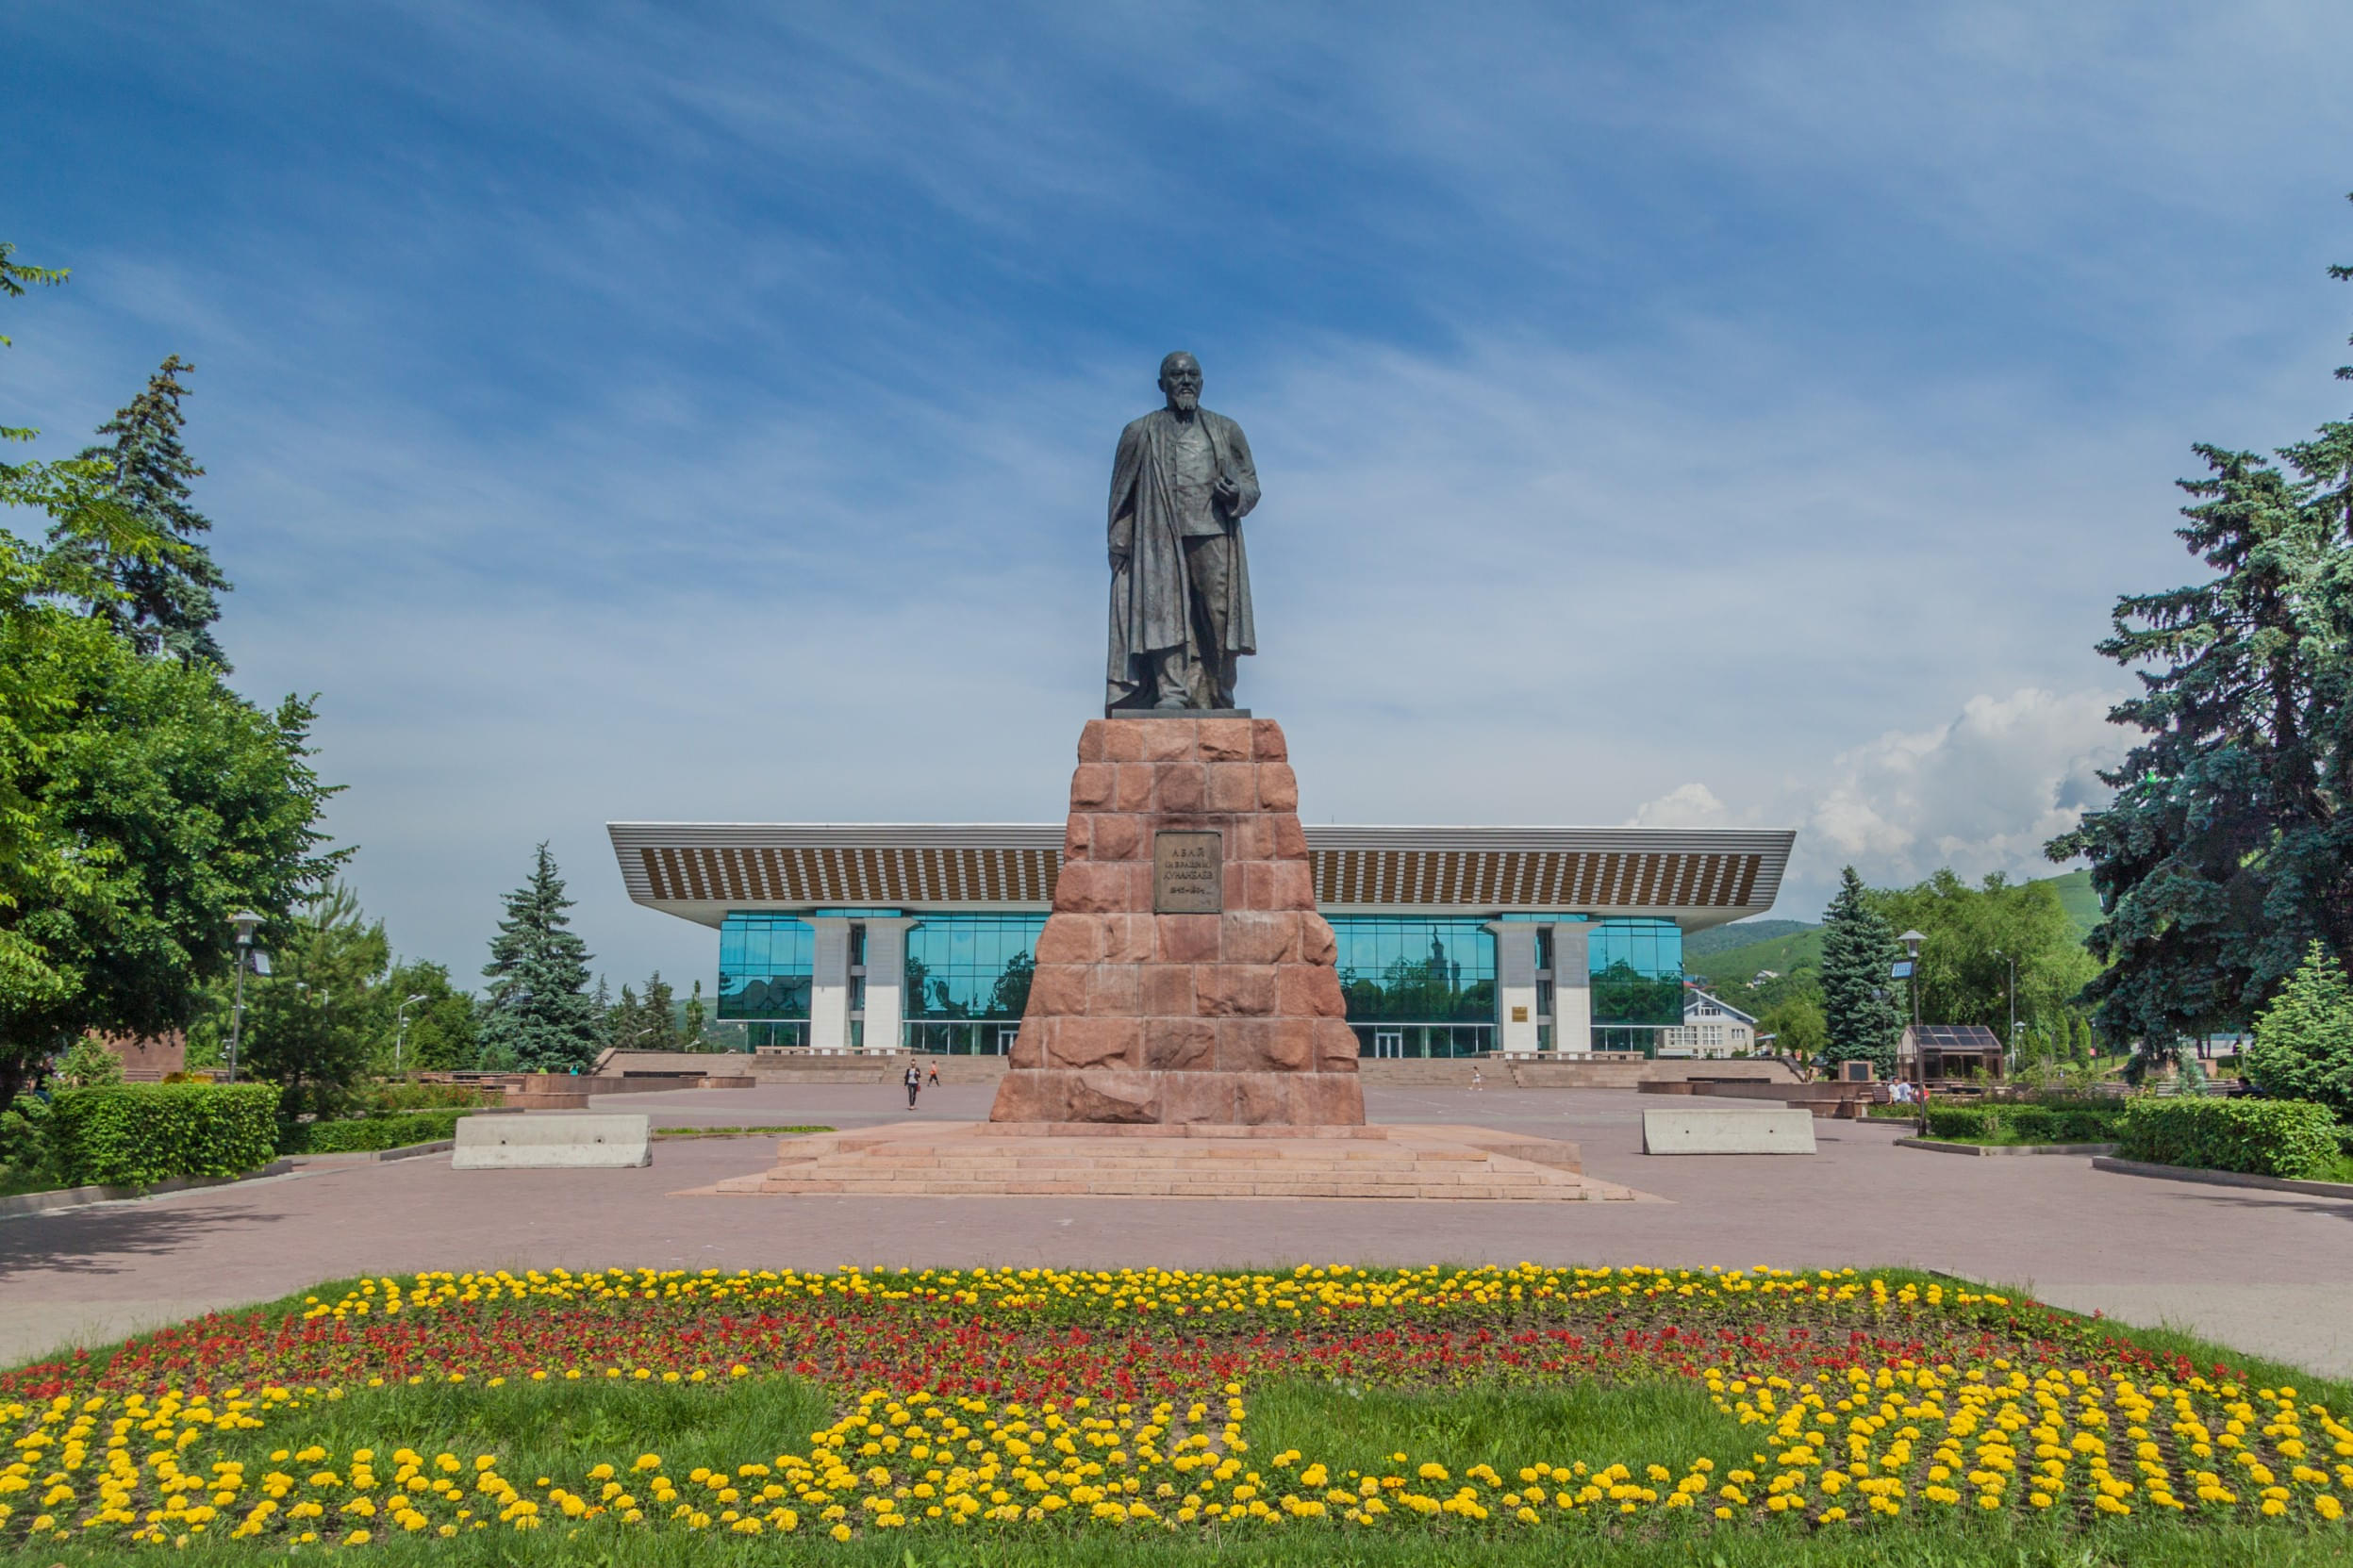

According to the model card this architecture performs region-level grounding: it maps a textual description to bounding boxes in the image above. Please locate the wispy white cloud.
[5,0,2350,982]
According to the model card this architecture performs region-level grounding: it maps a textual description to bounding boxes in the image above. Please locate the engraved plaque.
[1152,831,1223,914]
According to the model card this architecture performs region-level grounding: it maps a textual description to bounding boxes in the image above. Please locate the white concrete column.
[1487,921,1541,1056]
[805,917,853,1053]
[1550,921,1595,1056]
[858,917,920,1055]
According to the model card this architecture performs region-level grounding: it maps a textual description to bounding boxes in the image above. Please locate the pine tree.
[51,357,233,668]
[2245,940,2353,1118]
[1818,867,1902,1079]
[477,844,601,1072]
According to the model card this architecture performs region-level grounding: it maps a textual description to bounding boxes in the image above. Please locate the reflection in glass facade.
[904,914,1046,1055]
[1334,917,1497,1058]
[719,914,815,1019]
[1589,918,1683,1027]
[906,916,1046,1019]
[714,907,1682,1056]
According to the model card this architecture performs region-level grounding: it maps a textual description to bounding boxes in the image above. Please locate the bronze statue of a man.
[1105,352,1261,712]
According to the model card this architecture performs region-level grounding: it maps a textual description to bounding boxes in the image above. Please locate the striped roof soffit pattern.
[606,824,1798,931]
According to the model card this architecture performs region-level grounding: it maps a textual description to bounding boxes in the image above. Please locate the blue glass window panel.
[1329,916,1497,1024]
[905,915,1047,1020]
[718,913,815,1020]
[1588,917,1683,1026]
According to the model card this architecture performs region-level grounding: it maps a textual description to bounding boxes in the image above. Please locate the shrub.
[281,1110,464,1154]
[1921,1102,2125,1144]
[358,1081,500,1114]
[47,1082,281,1188]
[2116,1097,2343,1180]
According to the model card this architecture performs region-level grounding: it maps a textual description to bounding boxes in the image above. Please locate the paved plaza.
[3,1082,2347,1378]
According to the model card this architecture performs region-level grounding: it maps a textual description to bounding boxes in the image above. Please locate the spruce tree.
[2245,941,2353,1118]
[52,356,233,668]
[477,844,601,1072]
[1818,866,1902,1079]
[2050,199,2353,1046]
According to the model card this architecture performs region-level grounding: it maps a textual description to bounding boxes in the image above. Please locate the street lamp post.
[1897,930,1926,1089]
[1991,948,2017,1080]
[227,912,263,1083]
[394,994,429,1073]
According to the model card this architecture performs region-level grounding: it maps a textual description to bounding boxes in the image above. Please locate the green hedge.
[2115,1098,2344,1179]
[48,1082,281,1188]
[282,1110,465,1155]
[1923,1102,2127,1145]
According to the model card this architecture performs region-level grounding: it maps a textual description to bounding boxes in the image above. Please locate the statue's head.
[1158,352,1202,412]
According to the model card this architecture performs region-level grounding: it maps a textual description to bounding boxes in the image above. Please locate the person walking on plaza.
[903,1062,921,1110]
[1468,1065,1484,1092]
[926,1063,940,1089]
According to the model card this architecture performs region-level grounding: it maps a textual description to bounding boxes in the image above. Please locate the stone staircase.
[684,1121,1650,1202]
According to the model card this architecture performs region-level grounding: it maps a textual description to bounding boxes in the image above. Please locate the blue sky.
[6,1,2353,990]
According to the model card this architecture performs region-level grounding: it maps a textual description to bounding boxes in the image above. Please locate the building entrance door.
[1373,1030,1403,1058]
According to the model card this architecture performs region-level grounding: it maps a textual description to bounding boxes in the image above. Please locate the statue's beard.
[1169,390,1199,410]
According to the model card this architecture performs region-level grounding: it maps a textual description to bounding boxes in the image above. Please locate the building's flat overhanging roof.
[607,822,1798,932]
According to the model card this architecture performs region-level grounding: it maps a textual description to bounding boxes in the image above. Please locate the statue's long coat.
[1105,406,1259,707]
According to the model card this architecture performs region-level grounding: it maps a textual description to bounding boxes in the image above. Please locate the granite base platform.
[680,1121,1658,1201]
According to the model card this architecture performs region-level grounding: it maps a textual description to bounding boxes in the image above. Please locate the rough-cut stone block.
[1205,763,1257,812]
[1144,1017,1215,1072]
[1085,964,1140,1017]
[1064,817,1091,857]
[1114,765,1155,812]
[1155,915,1220,964]
[1067,1070,1159,1122]
[1197,965,1278,1017]
[1301,915,1337,966]
[1221,912,1299,965]
[988,1071,1067,1122]
[1027,963,1088,1015]
[1158,1074,1238,1123]
[1076,719,1108,763]
[1294,1075,1367,1125]
[1055,864,1127,915]
[1154,764,1206,814]
[1102,916,1156,964]
[1008,1020,1049,1068]
[1251,719,1286,761]
[1140,722,1196,763]
[1138,964,1197,1017]
[1219,1018,1315,1074]
[1279,964,1347,1018]
[1103,723,1148,763]
[1053,1017,1142,1069]
[1313,1018,1361,1070]
[1198,718,1252,761]
[1035,916,1102,966]
[1089,814,1143,862]
[1274,816,1311,860]
[1257,763,1299,812]
[1069,764,1114,810]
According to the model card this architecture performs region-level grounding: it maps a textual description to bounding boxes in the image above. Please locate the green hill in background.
[1681,868,2102,991]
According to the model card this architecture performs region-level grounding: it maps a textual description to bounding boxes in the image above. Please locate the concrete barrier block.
[1641,1108,1817,1156]
[452,1113,652,1169]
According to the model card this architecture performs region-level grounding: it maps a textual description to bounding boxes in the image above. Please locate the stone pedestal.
[988,715,1365,1127]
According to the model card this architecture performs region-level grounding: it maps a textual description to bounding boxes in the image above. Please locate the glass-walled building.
[633,822,1792,1058]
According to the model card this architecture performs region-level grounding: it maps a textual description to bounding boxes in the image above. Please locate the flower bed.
[2,1266,2345,1556]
